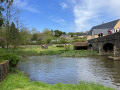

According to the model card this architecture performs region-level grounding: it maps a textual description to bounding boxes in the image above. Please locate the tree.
[68,32,74,37]
[0,27,6,48]
[0,0,5,27]
[19,27,31,45]
[3,0,14,53]
[31,28,37,34]
[54,30,63,37]
[10,22,19,53]
[31,28,40,41]
[35,28,54,44]
[43,28,53,36]
[2,0,21,52]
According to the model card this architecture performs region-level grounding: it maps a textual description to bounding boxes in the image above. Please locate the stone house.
[60,34,72,40]
[78,33,87,38]
[87,19,120,40]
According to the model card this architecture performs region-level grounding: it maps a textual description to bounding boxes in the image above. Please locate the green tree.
[10,22,19,53]
[0,0,5,27]
[43,28,53,36]
[19,27,31,45]
[0,27,6,48]
[31,28,40,41]
[3,0,14,53]
[68,32,74,37]
[54,30,63,37]
[37,28,54,44]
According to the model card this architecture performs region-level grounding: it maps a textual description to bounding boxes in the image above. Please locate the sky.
[14,0,120,33]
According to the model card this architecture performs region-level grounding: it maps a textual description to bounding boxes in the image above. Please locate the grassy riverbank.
[0,45,98,57]
[0,70,114,90]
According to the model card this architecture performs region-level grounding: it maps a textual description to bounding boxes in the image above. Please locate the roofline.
[92,19,120,28]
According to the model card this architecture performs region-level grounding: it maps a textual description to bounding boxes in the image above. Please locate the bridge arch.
[103,43,114,53]
[88,44,93,50]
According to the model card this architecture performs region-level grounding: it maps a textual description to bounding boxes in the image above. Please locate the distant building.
[60,34,71,40]
[87,19,120,40]
[78,33,87,38]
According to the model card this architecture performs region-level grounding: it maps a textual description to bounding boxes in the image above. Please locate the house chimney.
[102,21,104,24]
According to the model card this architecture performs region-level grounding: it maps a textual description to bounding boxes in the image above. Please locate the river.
[18,55,120,89]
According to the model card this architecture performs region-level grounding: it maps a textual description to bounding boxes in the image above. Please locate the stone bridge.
[87,32,120,58]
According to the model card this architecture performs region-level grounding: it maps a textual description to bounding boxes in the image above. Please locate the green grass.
[0,70,114,90]
[0,45,98,57]
[17,46,66,56]
[0,45,66,56]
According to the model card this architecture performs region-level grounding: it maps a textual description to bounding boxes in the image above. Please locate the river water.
[18,55,120,89]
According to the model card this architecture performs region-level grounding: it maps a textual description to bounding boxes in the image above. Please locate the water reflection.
[18,55,120,89]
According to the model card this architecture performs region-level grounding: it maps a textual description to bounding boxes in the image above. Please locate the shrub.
[56,45,64,47]
[0,53,19,67]
[60,39,69,44]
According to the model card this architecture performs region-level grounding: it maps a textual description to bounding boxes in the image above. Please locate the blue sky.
[14,0,120,33]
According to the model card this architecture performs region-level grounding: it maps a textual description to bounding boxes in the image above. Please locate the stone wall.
[88,32,120,57]
[0,60,9,82]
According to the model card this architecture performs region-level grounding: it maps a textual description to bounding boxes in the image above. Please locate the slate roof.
[78,33,87,36]
[93,29,109,35]
[88,19,120,35]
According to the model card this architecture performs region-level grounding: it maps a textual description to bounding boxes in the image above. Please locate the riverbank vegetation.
[0,70,114,90]
[0,45,98,57]
[0,53,19,67]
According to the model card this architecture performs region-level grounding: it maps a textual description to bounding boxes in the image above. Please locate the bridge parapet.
[88,32,120,43]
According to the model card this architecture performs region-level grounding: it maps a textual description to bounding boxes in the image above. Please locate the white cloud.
[60,3,68,9]
[49,16,66,25]
[13,0,40,13]
[67,0,120,32]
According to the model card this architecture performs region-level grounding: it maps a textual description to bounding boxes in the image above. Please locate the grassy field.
[0,45,66,56]
[0,70,114,90]
[0,45,98,57]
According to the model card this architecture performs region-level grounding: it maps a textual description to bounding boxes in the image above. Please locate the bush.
[0,53,19,67]
[60,39,69,44]
[26,41,37,45]
[56,45,64,47]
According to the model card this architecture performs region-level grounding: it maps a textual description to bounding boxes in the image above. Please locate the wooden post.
[65,43,67,50]
[68,43,70,50]
[41,45,43,50]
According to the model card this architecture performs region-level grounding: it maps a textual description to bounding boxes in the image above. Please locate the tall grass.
[15,45,66,56]
[0,45,98,57]
[0,70,114,90]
